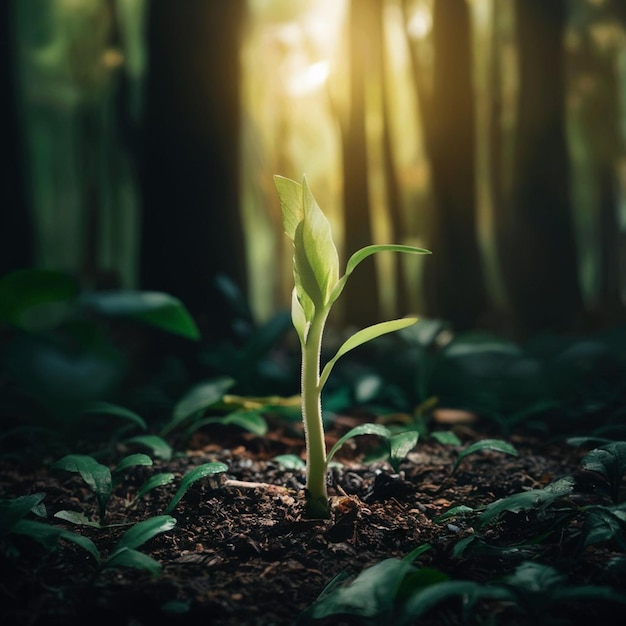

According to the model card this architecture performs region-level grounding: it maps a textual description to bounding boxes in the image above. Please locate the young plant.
[274,175,431,518]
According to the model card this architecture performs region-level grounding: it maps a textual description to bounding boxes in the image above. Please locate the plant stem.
[301,309,331,518]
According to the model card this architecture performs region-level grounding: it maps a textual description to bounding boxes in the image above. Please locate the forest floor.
[1,415,625,626]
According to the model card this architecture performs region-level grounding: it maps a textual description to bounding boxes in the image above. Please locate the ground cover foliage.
[2,270,626,625]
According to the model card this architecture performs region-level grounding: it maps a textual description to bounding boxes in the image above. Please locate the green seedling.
[102,514,176,577]
[52,453,154,524]
[164,462,228,514]
[451,438,518,473]
[581,441,626,504]
[1,493,99,562]
[274,175,430,518]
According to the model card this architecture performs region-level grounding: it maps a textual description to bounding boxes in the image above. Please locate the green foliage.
[133,473,177,504]
[581,441,626,503]
[52,454,113,522]
[452,438,518,473]
[325,424,418,473]
[0,269,79,331]
[164,462,228,514]
[275,175,430,517]
[125,435,172,461]
[479,477,575,527]
[163,377,236,435]
[78,291,200,339]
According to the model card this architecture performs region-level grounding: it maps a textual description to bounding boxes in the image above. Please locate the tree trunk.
[0,0,33,276]
[140,0,247,338]
[505,0,583,334]
[421,0,488,331]
[341,0,380,327]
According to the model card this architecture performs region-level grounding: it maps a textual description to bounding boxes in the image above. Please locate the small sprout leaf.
[0,493,46,534]
[431,431,462,446]
[389,430,419,472]
[434,505,475,523]
[114,453,153,476]
[580,508,625,549]
[304,558,415,622]
[104,547,162,577]
[12,519,99,561]
[480,477,575,526]
[115,515,177,552]
[126,435,172,461]
[402,544,432,563]
[164,463,228,514]
[165,377,235,434]
[186,410,268,438]
[452,439,518,473]
[326,423,391,465]
[273,454,306,470]
[320,318,418,389]
[51,454,112,521]
[345,244,431,277]
[581,442,626,503]
[134,473,176,502]
[78,291,200,339]
[82,401,147,431]
[54,510,101,528]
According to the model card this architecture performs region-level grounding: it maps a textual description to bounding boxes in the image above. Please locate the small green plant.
[274,175,431,517]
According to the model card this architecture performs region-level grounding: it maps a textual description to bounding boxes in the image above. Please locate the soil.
[1,414,624,626]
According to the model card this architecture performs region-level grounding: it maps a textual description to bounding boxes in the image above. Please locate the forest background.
[2,0,626,342]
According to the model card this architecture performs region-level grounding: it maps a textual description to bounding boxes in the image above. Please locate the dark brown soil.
[1,416,624,626]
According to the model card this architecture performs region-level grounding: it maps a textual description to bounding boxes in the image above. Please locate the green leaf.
[389,430,419,472]
[12,519,99,561]
[133,473,176,502]
[431,431,462,446]
[326,423,391,465]
[452,439,518,473]
[104,547,162,577]
[164,463,228,514]
[434,505,475,523]
[402,544,432,563]
[480,477,575,526]
[345,244,431,277]
[164,377,236,435]
[114,453,153,476]
[290,287,309,344]
[187,410,268,437]
[54,510,101,528]
[401,580,510,624]
[319,318,418,389]
[82,401,147,431]
[115,515,177,551]
[78,291,200,339]
[304,558,415,622]
[0,493,46,534]
[274,175,303,240]
[51,454,112,520]
[126,435,172,461]
[300,176,339,305]
[581,442,626,503]
[0,269,79,330]
[580,508,626,549]
[273,454,306,470]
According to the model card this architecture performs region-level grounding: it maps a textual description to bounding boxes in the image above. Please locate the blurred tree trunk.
[140,0,247,338]
[377,0,409,315]
[504,0,583,334]
[341,0,380,327]
[404,0,488,331]
[0,0,33,276]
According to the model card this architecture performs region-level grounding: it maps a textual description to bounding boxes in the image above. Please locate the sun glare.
[285,59,330,96]
[407,3,432,40]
